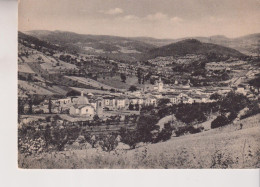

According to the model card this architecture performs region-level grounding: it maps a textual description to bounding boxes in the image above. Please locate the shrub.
[210,150,235,169]
[175,125,203,137]
[99,134,118,152]
[211,115,229,129]
[129,85,137,92]
[240,101,260,120]
[84,134,98,148]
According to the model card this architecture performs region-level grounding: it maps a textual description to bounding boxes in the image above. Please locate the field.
[18,114,260,169]
[97,75,144,90]
[65,76,121,91]
[18,80,68,96]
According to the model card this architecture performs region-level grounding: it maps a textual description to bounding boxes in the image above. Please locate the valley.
[17,30,260,169]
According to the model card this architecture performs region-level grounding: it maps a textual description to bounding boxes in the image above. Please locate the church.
[144,77,164,92]
[69,91,103,118]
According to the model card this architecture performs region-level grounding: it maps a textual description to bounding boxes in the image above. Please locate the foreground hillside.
[18,114,260,169]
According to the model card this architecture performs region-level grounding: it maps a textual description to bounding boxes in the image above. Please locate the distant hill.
[133,34,260,56]
[18,31,61,51]
[142,39,245,60]
[24,30,156,62]
[23,30,259,61]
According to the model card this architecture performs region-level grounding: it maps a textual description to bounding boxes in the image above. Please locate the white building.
[69,91,96,118]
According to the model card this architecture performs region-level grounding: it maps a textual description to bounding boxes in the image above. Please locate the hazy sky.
[19,0,260,39]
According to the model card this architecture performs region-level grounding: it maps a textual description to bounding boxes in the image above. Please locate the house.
[157,77,164,92]
[182,97,193,104]
[115,97,126,109]
[129,97,139,105]
[167,94,180,104]
[103,96,116,110]
[58,98,73,107]
[236,86,247,95]
[144,96,157,106]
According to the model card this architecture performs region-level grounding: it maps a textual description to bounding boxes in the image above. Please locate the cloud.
[101,8,124,15]
[208,16,223,23]
[170,17,183,23]
[145,12,168,21]
[122,15,139,20]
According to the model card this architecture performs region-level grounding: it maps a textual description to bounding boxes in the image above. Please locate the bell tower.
[158,77,163,92]
[96,97,103,117]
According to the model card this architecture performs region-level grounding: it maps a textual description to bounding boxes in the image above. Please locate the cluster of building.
[205,60,247,71]
[33,78,222,119]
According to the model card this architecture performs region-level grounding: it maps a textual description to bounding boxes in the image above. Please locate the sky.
[18,0,260,39]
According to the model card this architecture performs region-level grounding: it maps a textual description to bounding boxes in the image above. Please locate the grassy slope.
[18,114,260,169]
[97,75,144,90]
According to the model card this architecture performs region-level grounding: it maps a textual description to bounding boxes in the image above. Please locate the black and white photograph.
[17,0,260,169]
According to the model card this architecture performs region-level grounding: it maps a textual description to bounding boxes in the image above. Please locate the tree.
[124,116,130,125]
[18,98,24,114]
[93,114,100,121]
[99,134,118,152]
[211,115,229,129]
[50,127,68,151]
[66,90,80,97]
[110,88,115,93]
[137,68,143,84]
[157,98,170,107]
[150,78,155,85]
[28,99,33,114]
[84,134,98,148]
[129,103,134,110]
[120,73,126,83]
[219,92,249,115]
[119,128,139,149]
[210,93,222,101]
[135,104,140,111]
[136,115,160,143]
[249,76,260,92]
[129,85,137,92]
[156,123,173,142]
[48,98,52,114]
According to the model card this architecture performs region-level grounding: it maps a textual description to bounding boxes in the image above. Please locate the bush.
[211,115,229,129]
[129,85,137,92]
[240,101,260,120]
[175,125,203,137]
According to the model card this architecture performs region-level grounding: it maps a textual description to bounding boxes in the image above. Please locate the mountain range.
[22,30,259,61]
